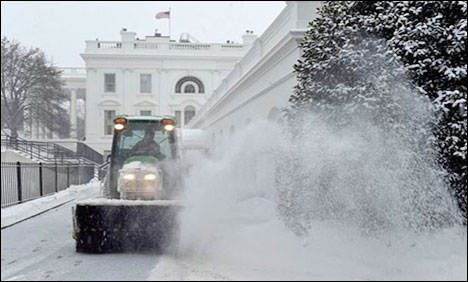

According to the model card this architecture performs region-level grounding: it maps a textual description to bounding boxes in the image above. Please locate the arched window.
[184,84,196,93]
[184,105,196,125]
[175,76,204,93]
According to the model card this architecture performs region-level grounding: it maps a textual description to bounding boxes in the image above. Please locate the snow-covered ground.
[148,197,467,281]
[1,181,161,281]
[1,180,466,281]
[1,180,100,228]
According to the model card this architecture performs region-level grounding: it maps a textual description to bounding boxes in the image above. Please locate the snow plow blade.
[73,200,182,253]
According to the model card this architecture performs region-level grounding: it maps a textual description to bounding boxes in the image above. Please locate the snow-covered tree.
[1,37,70,138]
[383,1,467,221]
[290,1,467,220]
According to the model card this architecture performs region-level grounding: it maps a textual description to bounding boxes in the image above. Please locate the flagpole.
[169,7,171,39]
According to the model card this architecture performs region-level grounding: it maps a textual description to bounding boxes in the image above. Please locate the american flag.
[155,11,170,19]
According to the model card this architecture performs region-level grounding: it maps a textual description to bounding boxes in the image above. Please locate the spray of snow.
[171,113,466,279]
[169,47,466,280]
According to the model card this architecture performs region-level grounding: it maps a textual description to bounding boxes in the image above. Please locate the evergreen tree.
[290,1,467,220]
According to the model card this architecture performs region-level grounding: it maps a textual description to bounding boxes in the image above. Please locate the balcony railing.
[61,67,86,74]
[97,41,122,49]
[86,40,244,52]
[169,43,211,51]
[134,42,159,49]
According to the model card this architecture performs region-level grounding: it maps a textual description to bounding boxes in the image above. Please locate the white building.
[61,67,86,140]
[187,1,322,148]
[81,29,255,155]
[184,1,321,194]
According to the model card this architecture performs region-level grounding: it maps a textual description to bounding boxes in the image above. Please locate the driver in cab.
[130,129,164,159]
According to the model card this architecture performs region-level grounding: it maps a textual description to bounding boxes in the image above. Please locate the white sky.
[1,1,285,67]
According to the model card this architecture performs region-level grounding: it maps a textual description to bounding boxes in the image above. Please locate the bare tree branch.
[1,37,70,138]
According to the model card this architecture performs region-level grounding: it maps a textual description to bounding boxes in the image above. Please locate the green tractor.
[73,115,182,253]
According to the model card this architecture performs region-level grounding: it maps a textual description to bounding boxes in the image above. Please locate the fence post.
[16,161,22,203]
[78,165,81,184]
[39,162,43,197]
[13,136,19,150]
[67,164,70,188]
[55,162,58,192]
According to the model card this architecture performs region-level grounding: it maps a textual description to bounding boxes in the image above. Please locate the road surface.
[1,197,160,281]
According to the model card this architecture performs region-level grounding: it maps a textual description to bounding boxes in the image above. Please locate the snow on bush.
[291,0,467,220]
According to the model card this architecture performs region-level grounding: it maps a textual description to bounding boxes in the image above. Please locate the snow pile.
[1,179,100,228]
[168,117,467,280]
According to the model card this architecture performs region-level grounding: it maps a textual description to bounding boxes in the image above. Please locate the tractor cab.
[105,115,180,200]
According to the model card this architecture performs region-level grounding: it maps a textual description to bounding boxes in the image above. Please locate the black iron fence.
[98,161,110,180]
[77,142,104,164]
[1,162,96,208]
[1,135,103,165]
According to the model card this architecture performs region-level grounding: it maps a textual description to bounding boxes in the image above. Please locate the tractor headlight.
[118,172,137,193]
[114,123,125,131]
[164,124,175,131]
[114,117,127,133]
[122,173,135,180]
[144,173,157,181]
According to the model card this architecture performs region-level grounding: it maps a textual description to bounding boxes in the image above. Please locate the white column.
[122,69,127,114]
[156,69,161,115]
[159,69,169,115]
[70,88,78,139]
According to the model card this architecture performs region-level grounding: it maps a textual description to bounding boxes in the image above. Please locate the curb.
[1,199,75,230]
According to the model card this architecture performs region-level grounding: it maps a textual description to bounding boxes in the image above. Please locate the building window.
[104,73,116,93]
[175,111,181,128]
[175,76,204,93]
[140,74,152,93]
[104,110,116,135]
[184,84,196,93]
[184,106,196,125]
[140,110,152,116]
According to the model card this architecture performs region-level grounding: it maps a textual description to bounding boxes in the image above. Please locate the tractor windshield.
[114,120,174,161]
